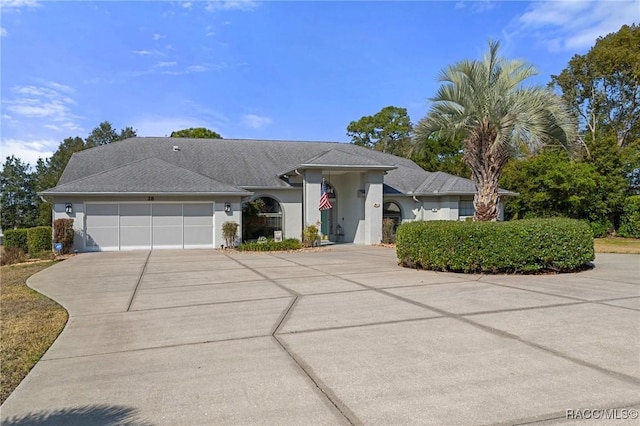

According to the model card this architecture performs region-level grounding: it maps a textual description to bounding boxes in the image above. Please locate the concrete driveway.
[1,246,639,425]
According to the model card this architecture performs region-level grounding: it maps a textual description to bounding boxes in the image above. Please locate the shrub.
[53,219,74,254]
[4,229,28,252]
[396,218,594,274]
[617,196,640,238]
[0,247,27,266]
[382,218,396,244]
[302,224,319,248]
[589,219,612,238]
[27,226,52,255]
[222,221,239,248]
[237,238,302,252]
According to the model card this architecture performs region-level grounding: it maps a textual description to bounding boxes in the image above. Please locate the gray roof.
[44,157,249,195]
[43,137,513,197]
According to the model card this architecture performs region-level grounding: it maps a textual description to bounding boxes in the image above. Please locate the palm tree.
[414,40,578,221]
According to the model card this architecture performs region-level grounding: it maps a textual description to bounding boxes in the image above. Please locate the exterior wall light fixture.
[224,202,232,213]
[65,203,73,214]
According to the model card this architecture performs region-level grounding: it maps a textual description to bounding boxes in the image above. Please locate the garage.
[85,203,214,251]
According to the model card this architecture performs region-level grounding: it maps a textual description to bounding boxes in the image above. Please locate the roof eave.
[280,164,397,176]
[39,191,253,197]
[410,190,519,197]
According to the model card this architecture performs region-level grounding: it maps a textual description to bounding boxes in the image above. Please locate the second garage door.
[85,203,214,251]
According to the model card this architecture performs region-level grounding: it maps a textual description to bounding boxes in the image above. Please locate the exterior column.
[303,169,322,231]
[364,171,384,245]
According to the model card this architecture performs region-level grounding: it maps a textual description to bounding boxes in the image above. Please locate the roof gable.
[44,157,248,194]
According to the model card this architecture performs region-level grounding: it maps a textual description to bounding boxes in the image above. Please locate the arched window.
[242,196,283,241]
[383,201,402,228]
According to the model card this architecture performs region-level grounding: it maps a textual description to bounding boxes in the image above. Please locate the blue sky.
[1,0,638,166]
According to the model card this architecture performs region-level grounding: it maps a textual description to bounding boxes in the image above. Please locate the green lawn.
[594,237,640,254]
[0,262,67,404]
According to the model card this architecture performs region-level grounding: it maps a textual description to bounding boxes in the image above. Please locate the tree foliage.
[85,121,137,148]
[1,156,39,230]
[347,106,412,155]
[170,127,223,139]
[414,40,577,221]
[551,24,639,149]
[409,131,470,177]
[500,149,623,235]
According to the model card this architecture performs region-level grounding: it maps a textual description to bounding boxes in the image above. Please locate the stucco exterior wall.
[329,172,364,244]
[303,170,322,231]
[364,171,384,245]
[245,189,302,241]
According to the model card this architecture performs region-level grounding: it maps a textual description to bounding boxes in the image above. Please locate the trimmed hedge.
[237,238,302,252]
[4,229,29,253]
[27,226,52,255]
[396,219,594,274]
[53,219,75,254]
[617,196,640,238]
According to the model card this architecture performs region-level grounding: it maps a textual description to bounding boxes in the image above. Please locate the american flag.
[319,179,332,211]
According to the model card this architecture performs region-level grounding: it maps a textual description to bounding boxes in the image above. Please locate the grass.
[0,261,68,404]
[594,237,640,254]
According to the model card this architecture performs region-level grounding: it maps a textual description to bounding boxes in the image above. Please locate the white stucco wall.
[329,172,364,244]
[245,189,302,240]
[214,200,242,248]
[403,195,506,222]
[363,171,384,245]
[303,169,322,231]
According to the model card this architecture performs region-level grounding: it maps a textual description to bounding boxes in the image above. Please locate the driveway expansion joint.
[272,336,361,425]
[222,253,300,296]
[282,256,640,387]
[41,334,273,361]
[126,250,151,312]
[271,296,299,336]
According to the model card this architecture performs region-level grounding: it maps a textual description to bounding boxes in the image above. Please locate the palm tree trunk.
[473,178,500,221]
[463,131,508,221]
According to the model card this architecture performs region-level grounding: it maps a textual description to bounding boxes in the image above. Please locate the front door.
[320,182,336,239]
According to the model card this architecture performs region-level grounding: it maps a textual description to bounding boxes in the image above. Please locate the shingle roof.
[43,157,249,195]
[44,137,513,197]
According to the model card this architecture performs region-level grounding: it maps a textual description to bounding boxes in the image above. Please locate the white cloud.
[242,114,271,129]
[454,0,496,13]
[1,82,82,139]
[0,138,56,167]
[45,81,75,93]
[153,33,165,41]
[132,49,154,56]
[5,86,76,118]
[0,27,7,37]
[153,61,177,68]
[205,0,259,13]
[143,62,227,76]
[0,0,40,10]
[181,1,192,9]
[513,1,638,52]
[186,65,206,73]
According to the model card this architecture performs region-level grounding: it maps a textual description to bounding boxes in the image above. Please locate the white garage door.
[85,203,214,251]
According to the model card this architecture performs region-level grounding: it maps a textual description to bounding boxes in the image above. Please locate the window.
[383,201,402,227]
[242,196,283,241]
[459,200,474,217]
